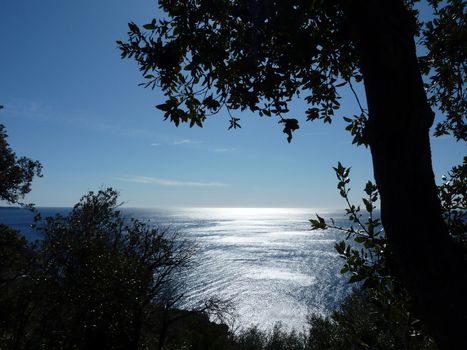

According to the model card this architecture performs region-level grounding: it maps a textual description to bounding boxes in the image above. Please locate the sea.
[0,206,352,331]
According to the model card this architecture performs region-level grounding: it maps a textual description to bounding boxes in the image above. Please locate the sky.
[0,0,464,208]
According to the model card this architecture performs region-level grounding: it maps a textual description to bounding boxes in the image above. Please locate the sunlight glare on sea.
[128,207,351,330]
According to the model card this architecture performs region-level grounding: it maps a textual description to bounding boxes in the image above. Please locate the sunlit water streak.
[1,207,352,330]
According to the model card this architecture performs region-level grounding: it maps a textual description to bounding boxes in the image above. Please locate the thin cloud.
[172,139,203,145]
[116,176,228,187]
[150,143,161,146]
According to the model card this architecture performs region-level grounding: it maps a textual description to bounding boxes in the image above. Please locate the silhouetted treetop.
[0,106,42,205]
[118,0,355,140]
[118,0,465,142]
[419,0,466,140]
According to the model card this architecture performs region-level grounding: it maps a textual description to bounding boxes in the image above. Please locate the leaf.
[309,214,326,229]
[364,181,377,196]
[336,162,345,176]
[349,274,366,283]
[309,219,320,229]
[228,117,241,130]
[316,214,325,225]
[156,103,171,111]
[335,241,346,254]
[362,198,373,213]
[128,22,140,35]
[354,236,366,243]
[279,118,300,143]
[305,107,320,121]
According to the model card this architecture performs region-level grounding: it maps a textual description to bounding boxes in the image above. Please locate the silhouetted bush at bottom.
[230,288,437,350]
[307,289,437,350]
[0,189,230,350]
[232,323,305,350]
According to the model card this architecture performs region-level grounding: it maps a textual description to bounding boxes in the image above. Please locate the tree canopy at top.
[118,0,465,143]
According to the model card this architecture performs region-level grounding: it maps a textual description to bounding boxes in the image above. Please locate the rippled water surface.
[1,207,351,330]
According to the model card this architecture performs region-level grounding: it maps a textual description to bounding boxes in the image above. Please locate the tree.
[0,188,234,350]
[0,105,44,348]
[308,159,465,349]
[34,189,198,349]
[118,1,466,347]
[310,163,443,349]
[306,289,437,350]
[0,105,43,206]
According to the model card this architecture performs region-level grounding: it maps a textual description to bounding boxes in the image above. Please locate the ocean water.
[0,207,351,330]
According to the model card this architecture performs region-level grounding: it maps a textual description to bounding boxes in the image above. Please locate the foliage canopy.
[0,106,42,205]
[118,0,465,143]
[0,189,233,349]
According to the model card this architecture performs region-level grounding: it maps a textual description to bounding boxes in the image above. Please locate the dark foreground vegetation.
[0,188,438,350]
[0,189,230,350]
[1,0,466,343]
[2,157,464,349]
[1,113,465,349]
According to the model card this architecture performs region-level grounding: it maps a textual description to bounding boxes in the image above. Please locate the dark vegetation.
[1,0,465,348]
[0,187,233,350]
[2,164,463,349]
[118,0,466,347]
[0,119,233,349]
[0,106,42,207]
[1,116,464,348]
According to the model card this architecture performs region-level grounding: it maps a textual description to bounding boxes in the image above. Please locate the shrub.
[0,189,208,350]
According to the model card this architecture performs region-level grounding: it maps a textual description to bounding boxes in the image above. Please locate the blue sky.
[0,0,464,208]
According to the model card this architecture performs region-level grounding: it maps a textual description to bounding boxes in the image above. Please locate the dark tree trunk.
[350,0,467,348]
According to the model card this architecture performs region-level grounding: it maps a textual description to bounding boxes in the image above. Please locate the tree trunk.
[350,0,467,348]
